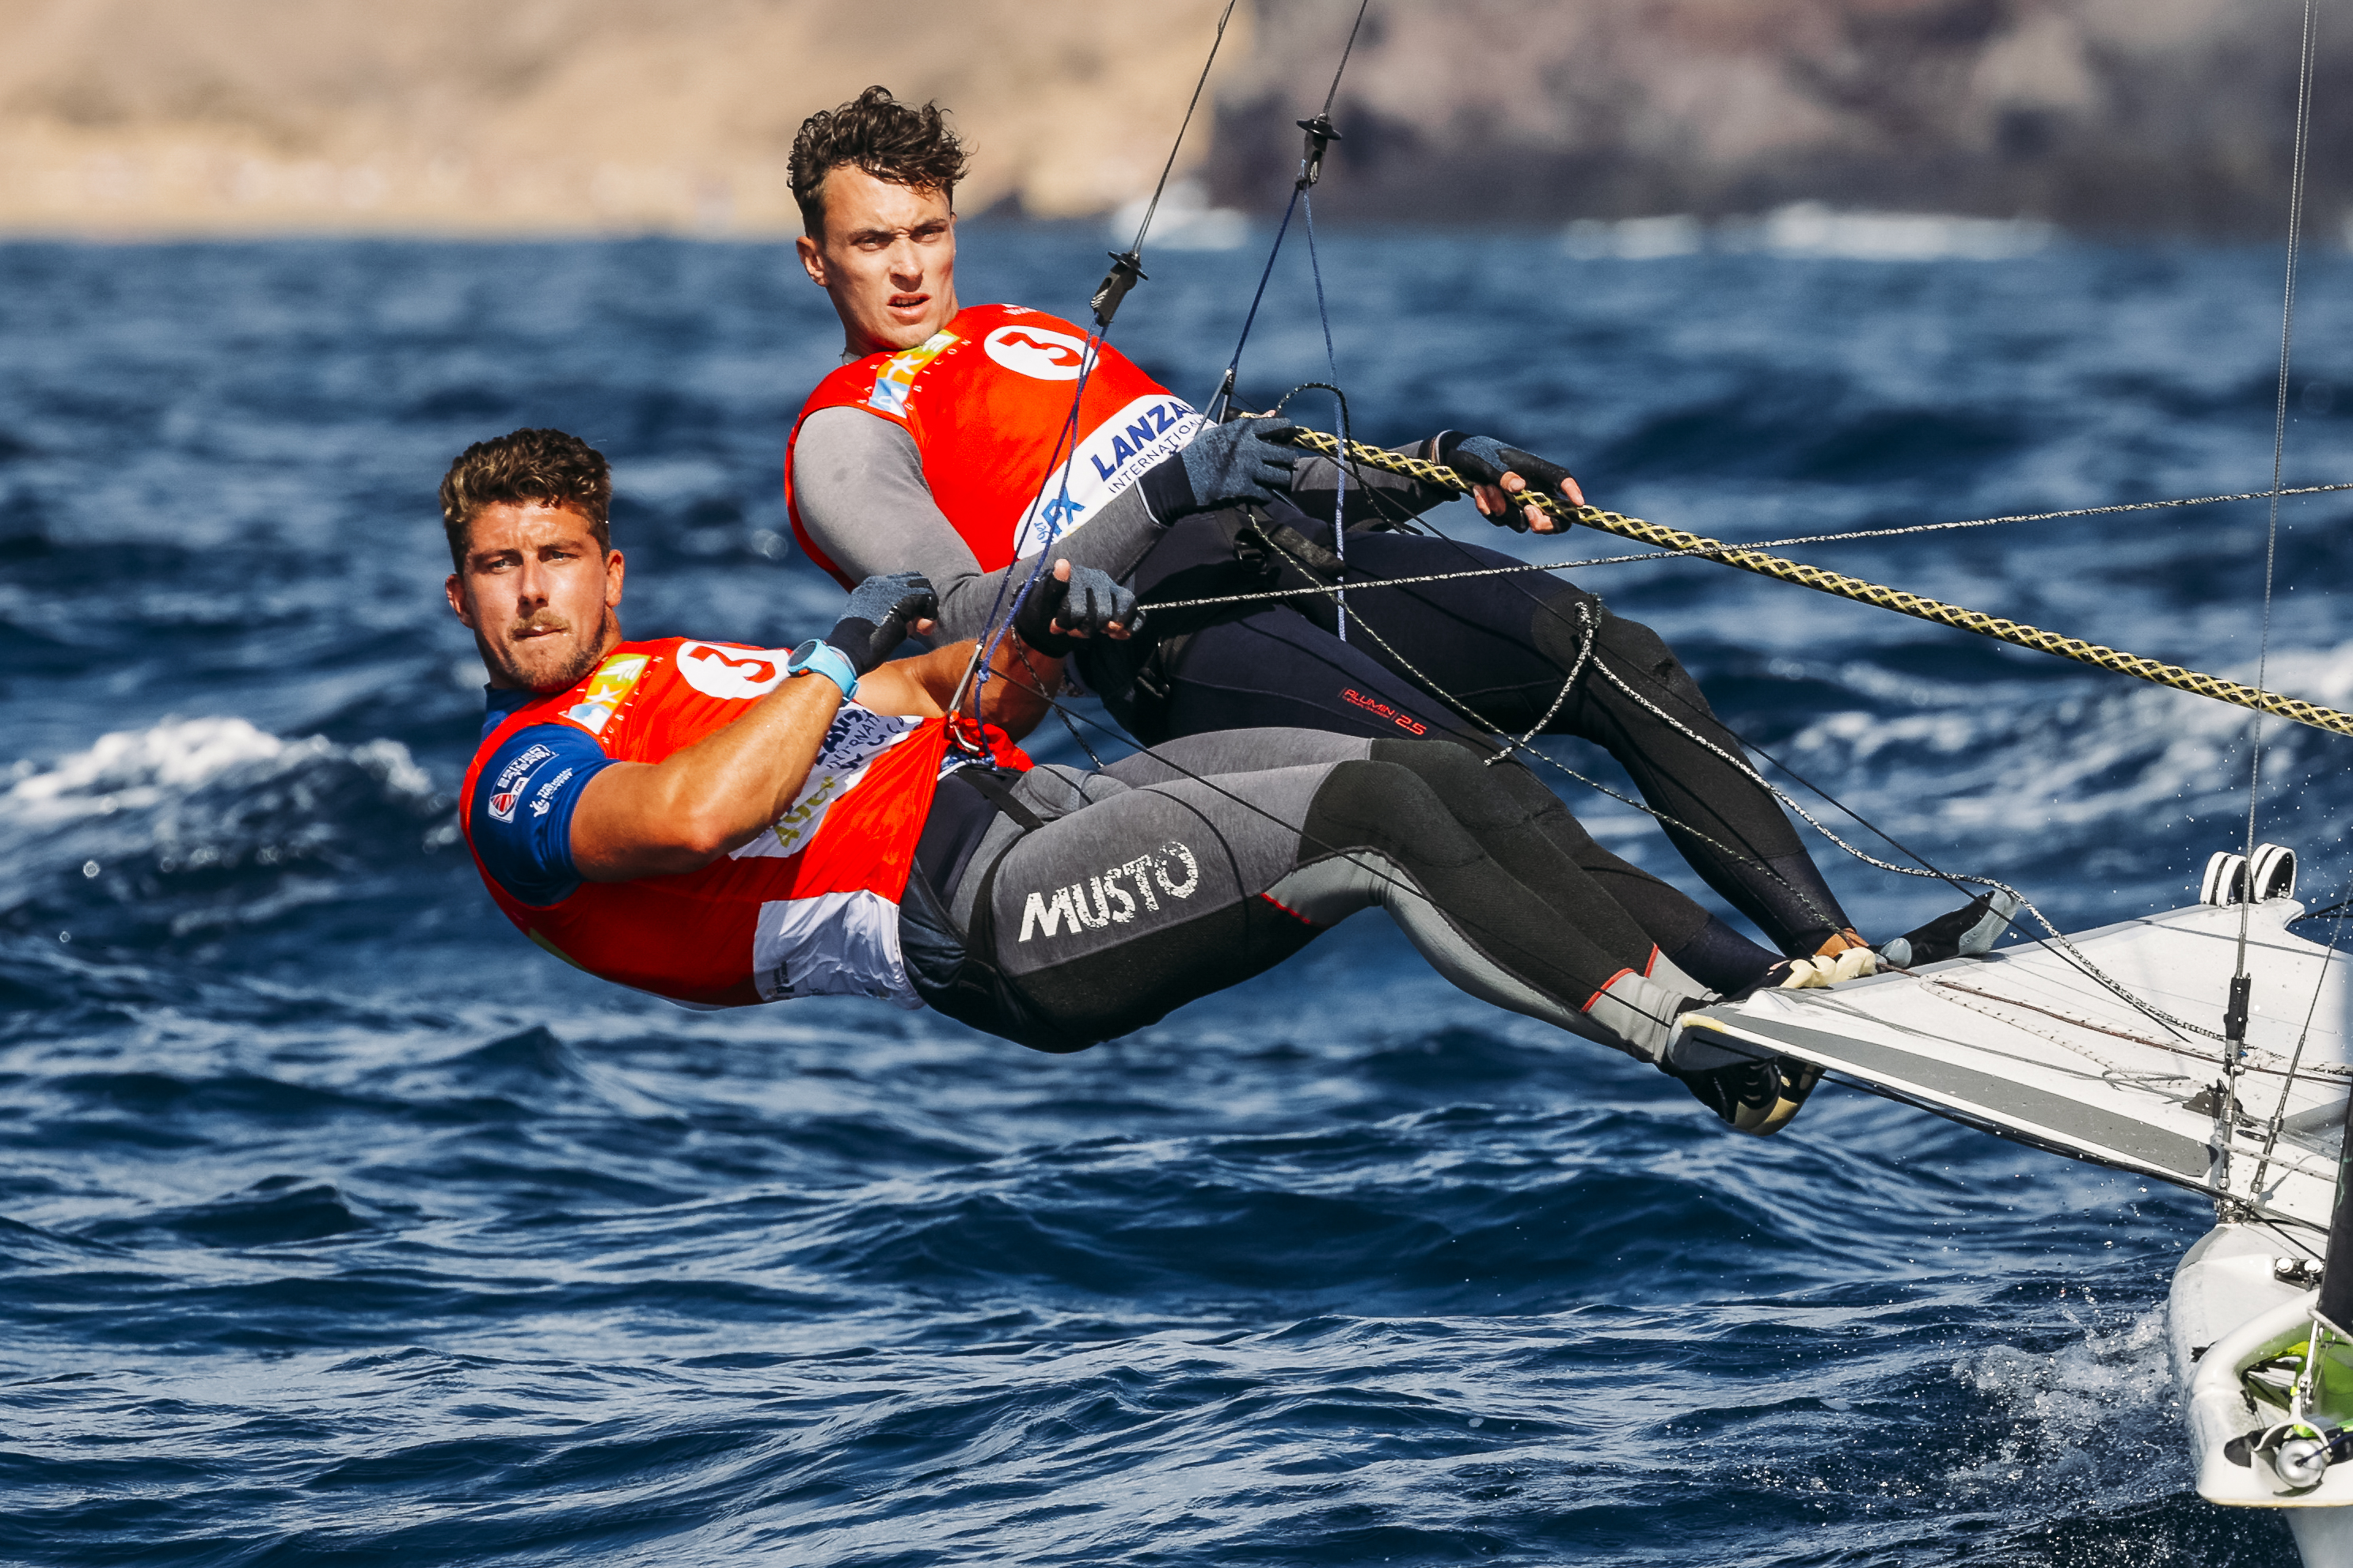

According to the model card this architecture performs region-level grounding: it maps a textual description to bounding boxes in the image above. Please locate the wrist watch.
[785,639,859,700]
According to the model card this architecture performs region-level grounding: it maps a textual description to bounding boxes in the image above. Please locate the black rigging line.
[2226,0,2319,1160]
[1094,0,1242,328]
[962,0,1244,728]
[1207,0,1377,422]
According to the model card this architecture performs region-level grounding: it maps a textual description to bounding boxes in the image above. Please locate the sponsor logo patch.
[486,742,556,822]
[1009,393,1205,557]
[867,330,960,416]
[728,704,923,862]
[1017,841,1199,942]
[529,766,575,818]
[564,653,649,735]
[983,324,1089,381]
[676,641,789,700]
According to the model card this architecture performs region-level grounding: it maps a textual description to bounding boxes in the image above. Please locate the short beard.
[533,628,611,693]
[492,609,616,694]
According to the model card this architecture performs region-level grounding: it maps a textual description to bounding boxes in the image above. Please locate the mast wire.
[1207,0,1376,421]
[1122,0,1242,259]
[2250,0,2326,1175]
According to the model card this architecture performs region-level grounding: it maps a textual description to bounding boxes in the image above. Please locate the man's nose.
[888,240,923,284]
[512,557,551,604]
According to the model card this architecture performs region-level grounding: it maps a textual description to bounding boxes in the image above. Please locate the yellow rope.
[1288,429,2353,740]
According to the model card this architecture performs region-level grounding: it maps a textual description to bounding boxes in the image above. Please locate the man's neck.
[842,303,960,362]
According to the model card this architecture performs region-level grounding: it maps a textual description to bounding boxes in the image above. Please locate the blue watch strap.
[787,639,859,700]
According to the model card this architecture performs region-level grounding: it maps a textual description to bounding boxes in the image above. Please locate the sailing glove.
[1139,416,1300,522]
[1438,431,1580,533]
[1013,563,1140,657]
[828,571,938,674]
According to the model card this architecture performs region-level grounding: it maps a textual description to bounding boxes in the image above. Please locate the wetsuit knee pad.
[1298,759,1482,875]
[1364,738,1558,833]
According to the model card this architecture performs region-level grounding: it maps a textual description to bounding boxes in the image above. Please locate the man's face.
[796,167,959,355]
[444,501,625,693]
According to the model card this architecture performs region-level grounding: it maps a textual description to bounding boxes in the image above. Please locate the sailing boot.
[1876,890,2020,970]
[1672,1053,1826,1137]
[1666,959,1843,1135]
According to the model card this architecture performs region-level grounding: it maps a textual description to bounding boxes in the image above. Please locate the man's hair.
[439,428,612,570]
[789,85,971,237]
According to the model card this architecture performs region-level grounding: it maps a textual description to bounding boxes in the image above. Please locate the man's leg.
[1097,719,1773,992]
[945,730,1721,1063]
[1175,513,1857,956]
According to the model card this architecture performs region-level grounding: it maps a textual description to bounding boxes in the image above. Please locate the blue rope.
[1208,185,1302,419]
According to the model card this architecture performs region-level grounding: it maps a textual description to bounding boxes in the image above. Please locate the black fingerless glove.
[1013,564,1140,656]
[827,571,938,674]
[1436,431,1579,533]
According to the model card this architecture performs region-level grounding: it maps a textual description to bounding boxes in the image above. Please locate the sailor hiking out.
[779,87,2007,1129]
[444,427,1968,1131]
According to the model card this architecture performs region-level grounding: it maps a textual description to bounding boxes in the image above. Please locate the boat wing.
[1679,900,2353,1228]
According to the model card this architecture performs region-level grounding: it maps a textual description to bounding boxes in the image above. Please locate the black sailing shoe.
[1876,890,2020,970]
[1672,1054,1824,1137]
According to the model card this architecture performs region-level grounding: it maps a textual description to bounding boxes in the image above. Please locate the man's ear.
[446,572,477,630]
[796,233,826,287]
[605,549,626,607]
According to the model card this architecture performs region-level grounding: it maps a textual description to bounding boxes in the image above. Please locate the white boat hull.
[1679,893,2353,1562]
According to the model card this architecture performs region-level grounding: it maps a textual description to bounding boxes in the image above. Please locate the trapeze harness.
[458,639,952,1008]
[786,302,1203,586]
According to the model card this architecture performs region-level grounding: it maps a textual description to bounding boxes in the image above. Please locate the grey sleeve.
[1284,439,1458,527]
[792,406,1173,643]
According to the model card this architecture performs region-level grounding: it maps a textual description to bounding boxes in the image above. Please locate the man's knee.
[1367,738,1564,832]
[1300,758,1481,870]
[1593,612,1708,706]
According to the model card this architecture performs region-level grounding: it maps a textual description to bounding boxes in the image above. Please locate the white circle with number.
[983,324,1089,381]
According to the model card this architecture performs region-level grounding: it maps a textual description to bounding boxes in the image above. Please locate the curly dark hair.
[439,428,612,569]
[789,85,971,237]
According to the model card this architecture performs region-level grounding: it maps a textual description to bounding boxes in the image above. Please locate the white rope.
[1136,481,2353,616]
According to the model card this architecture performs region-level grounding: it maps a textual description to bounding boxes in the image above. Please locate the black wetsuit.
[1073,498,1854,960]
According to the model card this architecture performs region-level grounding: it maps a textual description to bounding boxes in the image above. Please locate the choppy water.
[5,227,2351,1565]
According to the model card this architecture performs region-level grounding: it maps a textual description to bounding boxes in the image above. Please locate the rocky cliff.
[0,0,2336,235]
[1213,0,2349,233]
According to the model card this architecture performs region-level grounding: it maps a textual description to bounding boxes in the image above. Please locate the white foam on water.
[0,716,442,916]
[1561,204,2055,262]
[1785,640,2353,845]
[1945,1304,2182,1492]
[1561,215,1705,260]
[1108,181,1249,252]
[2,716,430,827]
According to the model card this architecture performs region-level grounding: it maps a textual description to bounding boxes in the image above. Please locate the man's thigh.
[1098,727,1369,790]
[1312,528,1596,716]
[983,765,1338,1038]
[1158,606,1487,746]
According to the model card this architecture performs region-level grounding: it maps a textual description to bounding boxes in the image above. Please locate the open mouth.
[888,293,929,312]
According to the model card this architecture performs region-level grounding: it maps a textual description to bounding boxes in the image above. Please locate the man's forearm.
[571,672,845,880]
[792,408,1170,642]
[1284,442,1456,526]
[884,636,1055,741]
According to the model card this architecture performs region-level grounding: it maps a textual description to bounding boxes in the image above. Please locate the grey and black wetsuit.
[793,408,1854,959]
[897,728,1777,1065]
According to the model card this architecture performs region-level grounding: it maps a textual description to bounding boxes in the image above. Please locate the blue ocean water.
[3,226,2351,1566]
